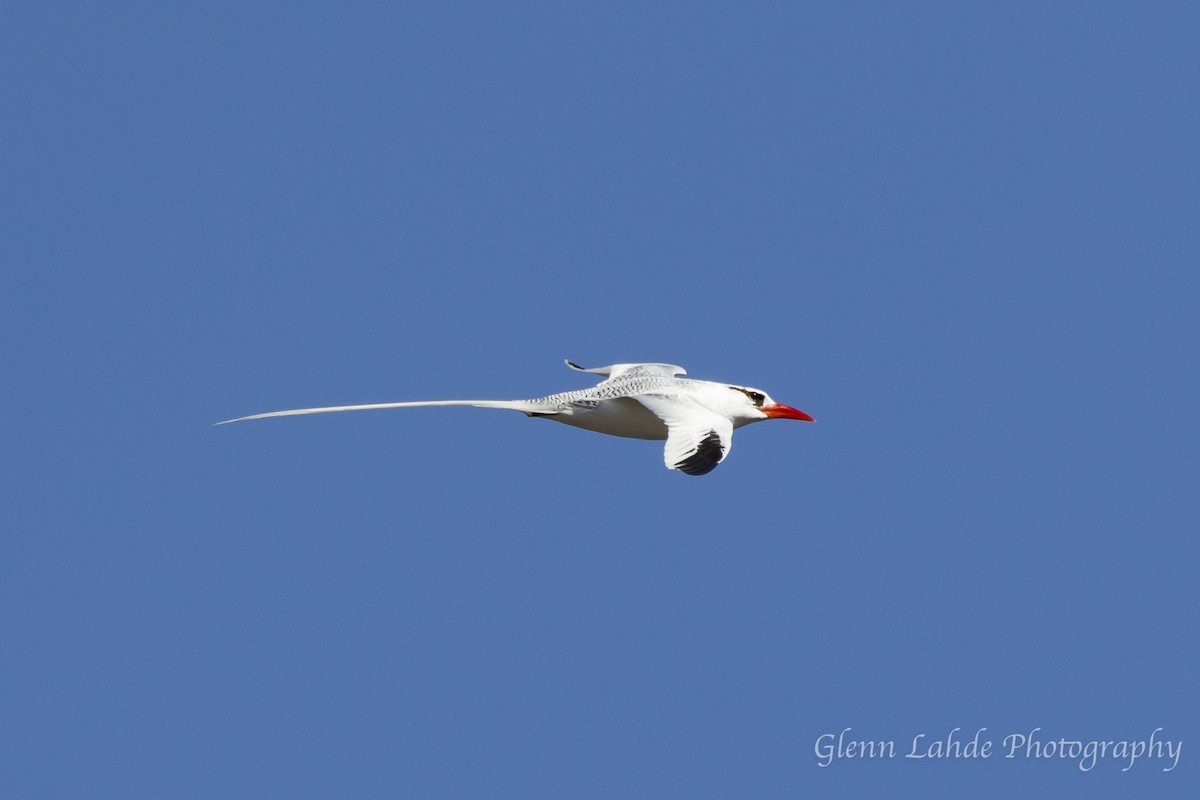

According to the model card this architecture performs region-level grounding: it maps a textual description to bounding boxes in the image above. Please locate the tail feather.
[215,399,542,425]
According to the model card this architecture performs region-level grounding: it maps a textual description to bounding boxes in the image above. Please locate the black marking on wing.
[674,430,725,476]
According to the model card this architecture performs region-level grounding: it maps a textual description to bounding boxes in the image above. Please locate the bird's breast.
[548,397,668,440]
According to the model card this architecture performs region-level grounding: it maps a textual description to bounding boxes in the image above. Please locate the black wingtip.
[674,430,725,476]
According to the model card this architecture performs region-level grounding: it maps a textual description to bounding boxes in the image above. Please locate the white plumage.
[218,360,814,475]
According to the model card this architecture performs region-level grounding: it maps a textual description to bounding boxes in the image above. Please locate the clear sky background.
[3,3,1198,798]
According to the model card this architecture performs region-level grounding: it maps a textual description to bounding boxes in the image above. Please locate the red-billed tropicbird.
[219,361,814,475]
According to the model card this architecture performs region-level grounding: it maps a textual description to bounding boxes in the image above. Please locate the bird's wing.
[565,360,687,379]
[631,394,734,476]
[216,398,538,425]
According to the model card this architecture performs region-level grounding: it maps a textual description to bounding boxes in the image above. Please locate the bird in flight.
[218,360,814,475]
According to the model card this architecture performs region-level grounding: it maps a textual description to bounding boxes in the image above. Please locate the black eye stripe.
[730,387,766,406]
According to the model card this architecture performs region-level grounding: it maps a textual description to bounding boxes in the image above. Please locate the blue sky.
[3,2,1198,798]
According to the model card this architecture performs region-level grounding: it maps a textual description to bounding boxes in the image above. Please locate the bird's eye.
[731,386,766,407]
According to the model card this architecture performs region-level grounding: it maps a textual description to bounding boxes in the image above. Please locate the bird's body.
[219,361,813,475]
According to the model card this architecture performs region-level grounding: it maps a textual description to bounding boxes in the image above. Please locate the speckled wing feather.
[564,361,687,379]
[525,367,689,410]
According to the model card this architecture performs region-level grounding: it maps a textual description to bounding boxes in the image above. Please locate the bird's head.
[720,383,816,429]
[724,384,815,427]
